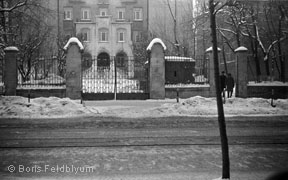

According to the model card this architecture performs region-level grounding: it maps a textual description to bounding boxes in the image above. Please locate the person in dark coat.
[219,71,226,98]
[226,73,235,98]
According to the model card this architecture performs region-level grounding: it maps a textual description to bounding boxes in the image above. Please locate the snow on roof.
[205,46,221,53]
[146,38,167,51]
[248,81,288,86]
[4,46,19,51]
[165,56,195,62]
[63,37,84,51]
[235,46,248,52]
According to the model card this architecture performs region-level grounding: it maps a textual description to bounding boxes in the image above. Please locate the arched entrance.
[97,52,110,69]
[115,51,128,70]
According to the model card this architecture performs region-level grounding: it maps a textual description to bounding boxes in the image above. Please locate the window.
[64,8,73,20]
[100,8,108,17]
[81,28,90,42]
[117,29,126,42]
[133,31,142,42]
[118,32,125,42]
[117,8,125,20]
[99,28,109,42]
[81,8,90,20]
[133,8,142,21]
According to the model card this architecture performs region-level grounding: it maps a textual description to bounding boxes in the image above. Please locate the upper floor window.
[117,8,125,20]
[100,8,108,17]
[99,28,109,42]
[117,29,126,42]
[81,8,90,20]
[64,8,73,20]
[133,8,142,21]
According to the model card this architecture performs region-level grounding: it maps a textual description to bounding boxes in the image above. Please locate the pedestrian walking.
[226,73,235,98]
[220,71,226,98]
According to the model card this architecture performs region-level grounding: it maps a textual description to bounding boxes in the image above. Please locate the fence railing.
[17,57,66,89]
[82,56,148,93]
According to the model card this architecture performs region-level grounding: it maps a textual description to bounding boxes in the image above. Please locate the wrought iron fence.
[194,57,208,84]
[82,56,148,94]
[17,56,66,89]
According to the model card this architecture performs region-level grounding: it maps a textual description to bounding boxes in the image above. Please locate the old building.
[60,0,149,60]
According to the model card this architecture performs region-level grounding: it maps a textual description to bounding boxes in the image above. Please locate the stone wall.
[165,86,210,99]
[247,85,288,99]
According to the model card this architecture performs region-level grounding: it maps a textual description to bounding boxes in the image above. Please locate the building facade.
[61,0,149,60]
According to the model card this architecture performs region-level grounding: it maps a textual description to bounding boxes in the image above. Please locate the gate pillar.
[4,46,19,96]
[64,37,83,99]
[235,46,248,98]
[147,38,166,99]
[206,46,221,97]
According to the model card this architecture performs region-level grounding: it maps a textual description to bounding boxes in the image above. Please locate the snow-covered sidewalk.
[0,96,287,118]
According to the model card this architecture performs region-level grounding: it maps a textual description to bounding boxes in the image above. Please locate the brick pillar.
[148,41,166,99]
[64,37,83,99]
[4,47,19,96]
[206,46,221,97]
[235,46,248,98]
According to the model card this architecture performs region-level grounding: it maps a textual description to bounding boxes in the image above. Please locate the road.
[0,116,288,180]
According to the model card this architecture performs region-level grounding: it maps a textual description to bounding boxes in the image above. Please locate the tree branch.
[0,0,28,13]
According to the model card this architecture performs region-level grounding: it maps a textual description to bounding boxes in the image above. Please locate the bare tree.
[208,0,236,179]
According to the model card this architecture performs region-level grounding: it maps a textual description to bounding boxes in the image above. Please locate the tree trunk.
[264,52,270,77]
[278,5,285,82]
[221,36,228,73]
[209,0,230,179]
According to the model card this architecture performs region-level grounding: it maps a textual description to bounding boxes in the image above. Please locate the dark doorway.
[97,52,110,69]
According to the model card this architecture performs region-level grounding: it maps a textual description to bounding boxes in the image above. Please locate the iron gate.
[81,56,149,100]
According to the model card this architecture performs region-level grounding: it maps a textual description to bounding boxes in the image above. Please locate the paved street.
[0,116,288,180]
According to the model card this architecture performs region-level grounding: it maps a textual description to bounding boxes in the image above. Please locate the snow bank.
[147,96,288,117]
[21,74,65,86]
[146,38,167,51]
[0,96,93,118]
[0,96,287,118]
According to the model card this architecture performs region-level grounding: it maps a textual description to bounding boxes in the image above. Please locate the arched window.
[99,28,109,42]
[97,52,110,69]
[117,28,126,42]
[116,51,128,68]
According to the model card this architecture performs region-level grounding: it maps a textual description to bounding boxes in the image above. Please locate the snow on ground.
[150,96,288,117]
[0,96,287,118]
[0,96,92,118]
[97,96,288,118]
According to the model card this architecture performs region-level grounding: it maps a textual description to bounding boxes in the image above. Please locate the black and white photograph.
[0,0,288,179]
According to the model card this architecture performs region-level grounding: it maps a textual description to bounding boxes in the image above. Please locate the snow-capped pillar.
[64,37,84,100]
[205,46,221,97]
[235,46,248,98]
[4,46,19,96]
[147,38,166,99]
